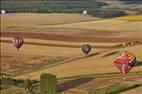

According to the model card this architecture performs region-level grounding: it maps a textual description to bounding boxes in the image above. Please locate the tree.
[40,73,57,94]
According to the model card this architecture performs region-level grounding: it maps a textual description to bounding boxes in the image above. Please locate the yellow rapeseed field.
[114,15,142,21]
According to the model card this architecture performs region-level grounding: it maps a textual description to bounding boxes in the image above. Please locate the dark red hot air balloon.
[114,51,136,76]
[81,44,92,55]
[12,37,24,50]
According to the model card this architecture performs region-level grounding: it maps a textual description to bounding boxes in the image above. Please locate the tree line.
[1,0,127,18]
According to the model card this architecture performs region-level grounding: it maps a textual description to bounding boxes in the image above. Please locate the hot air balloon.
[12,37,24,50]
[81,44,92,55]
[114,51,136,78]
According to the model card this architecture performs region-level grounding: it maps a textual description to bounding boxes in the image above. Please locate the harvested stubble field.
[1,14,142,38]
[1,13,142,94]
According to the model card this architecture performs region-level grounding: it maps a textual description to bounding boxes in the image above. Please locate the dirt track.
[1,40,113,49]
[1,32,142,42]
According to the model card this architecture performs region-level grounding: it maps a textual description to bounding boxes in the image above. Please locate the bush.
[0,77,23,86]
[0,77,24,90]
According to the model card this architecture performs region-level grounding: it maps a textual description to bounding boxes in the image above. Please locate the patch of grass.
[89,83,141,94]
[0,77,39,94]
[0,84,10,90]
[0,77,24,88]
[0,86,27,94]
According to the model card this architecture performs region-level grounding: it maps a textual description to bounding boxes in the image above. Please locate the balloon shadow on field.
[135,61,142,67]
[58,77,94,92]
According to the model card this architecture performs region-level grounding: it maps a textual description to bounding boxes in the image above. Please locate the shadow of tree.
[135,61,142,67]
[102,51,119,58]
[58,77,94,92]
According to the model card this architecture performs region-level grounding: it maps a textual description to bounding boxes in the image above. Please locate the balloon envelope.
[12,37,24,50]
[81,44,92,55]
[114,51,136,74]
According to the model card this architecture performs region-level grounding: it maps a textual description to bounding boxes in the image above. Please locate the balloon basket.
[122,74,127,81]
[122,76,126,80]
[122,74,133,82]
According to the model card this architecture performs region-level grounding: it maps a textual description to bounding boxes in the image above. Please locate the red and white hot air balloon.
[12,37,24,50]
[114,51,136,79]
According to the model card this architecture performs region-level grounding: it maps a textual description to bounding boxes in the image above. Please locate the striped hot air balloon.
[81,44,92,55]
[12,37,24,50]
[114,51,136,75]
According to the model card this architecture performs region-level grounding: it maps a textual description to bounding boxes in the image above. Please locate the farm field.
[1,13,142,94]
[47,18,142,37]
[14,45,142,79]
[114,15,142,21]
[1,13,142,38]
[0,13,99,27]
